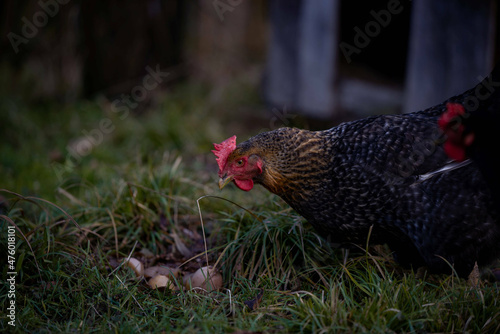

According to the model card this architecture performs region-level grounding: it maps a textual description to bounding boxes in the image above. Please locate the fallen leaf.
[139,248,155,259]
[172,232,191,258]
[467,261,480,287]
[244,290,263,310]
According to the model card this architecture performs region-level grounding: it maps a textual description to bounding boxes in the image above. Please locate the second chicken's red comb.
[438,102,465,130]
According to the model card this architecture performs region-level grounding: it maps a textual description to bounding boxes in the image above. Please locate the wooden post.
[404,0,496,113]
[264,0,340,119]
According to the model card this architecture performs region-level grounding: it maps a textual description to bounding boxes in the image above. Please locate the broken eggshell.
[186,266,223,291]
[125,257,144,277]
[148,275,175,290]
[144,266,180,279]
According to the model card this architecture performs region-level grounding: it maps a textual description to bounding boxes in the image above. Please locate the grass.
[1,77,500,333]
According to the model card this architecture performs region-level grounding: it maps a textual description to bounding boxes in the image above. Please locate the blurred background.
[0,0,499,198]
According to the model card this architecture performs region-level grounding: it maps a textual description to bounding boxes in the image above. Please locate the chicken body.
[215,69,500,277]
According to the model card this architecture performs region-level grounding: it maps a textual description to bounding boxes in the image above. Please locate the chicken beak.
[219,174,234,190]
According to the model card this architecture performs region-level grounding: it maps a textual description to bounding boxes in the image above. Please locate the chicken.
[438,68,500,203]
[213,67,500,278]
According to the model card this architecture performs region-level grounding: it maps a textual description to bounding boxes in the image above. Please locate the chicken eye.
[236,159,244,166]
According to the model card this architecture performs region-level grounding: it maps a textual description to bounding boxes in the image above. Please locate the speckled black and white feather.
[235,70,500,277]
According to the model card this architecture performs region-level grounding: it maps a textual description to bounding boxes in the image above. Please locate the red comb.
[439,103,471,162]
[212,135,237,171]
[438,103,465,130]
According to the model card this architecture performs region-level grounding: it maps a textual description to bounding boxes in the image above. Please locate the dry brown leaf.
[244,290,263,310]
[467,261,480,287]
[171,232,191,258]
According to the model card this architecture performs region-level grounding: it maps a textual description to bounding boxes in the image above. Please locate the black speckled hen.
[213,66,500,277]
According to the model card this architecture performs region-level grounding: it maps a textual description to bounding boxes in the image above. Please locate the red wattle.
[443,141,467,162]
[234,179,254,191]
